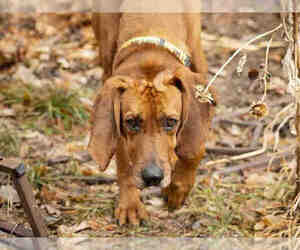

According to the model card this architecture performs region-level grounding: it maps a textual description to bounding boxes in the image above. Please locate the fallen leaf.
[88,220,102,231]
[0,185,20,203]
[40,186,57,203]
[0,108,16,117]
[73,221,91,233]
[104,224,117,231]
[249,102,268,119]
[57,225,73,237]
[262,215,287,231]
[254,221,265,231]
[44,204,61,217]
[245,172,276,186]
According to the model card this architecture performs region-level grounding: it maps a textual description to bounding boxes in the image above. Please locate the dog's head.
[88,67,215,189]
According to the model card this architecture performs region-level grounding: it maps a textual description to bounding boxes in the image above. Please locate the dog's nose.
[142,164,164,187]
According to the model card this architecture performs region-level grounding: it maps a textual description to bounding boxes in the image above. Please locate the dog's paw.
[115,197,148,226]
[162,183,190,211]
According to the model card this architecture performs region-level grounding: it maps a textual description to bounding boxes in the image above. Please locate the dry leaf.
[254,221,265,231]
[249,102,268,118]
[88,220,102,231]
[0,185,20,203]
[44,204,61,217]
[194,85,216,105]
[236,53,247,75]
[104,224,117,231]
[248,68,259,81]
[73,221,91,233]
[246,172,276,186]
[262,215,287,231]
[40,186,57,203]
[0,108,16,117]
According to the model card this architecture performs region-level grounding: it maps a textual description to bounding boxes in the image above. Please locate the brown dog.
[89,1,215,225]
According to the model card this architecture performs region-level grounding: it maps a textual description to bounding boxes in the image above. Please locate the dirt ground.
[0,13,298,238]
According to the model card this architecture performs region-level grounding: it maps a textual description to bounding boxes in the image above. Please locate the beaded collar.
[118,36,192,68]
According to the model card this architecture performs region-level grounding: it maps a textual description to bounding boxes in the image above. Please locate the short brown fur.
[89,0,215,225]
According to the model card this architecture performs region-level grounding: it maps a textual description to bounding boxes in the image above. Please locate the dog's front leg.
[162,159,198,210]
[115,160,148,225]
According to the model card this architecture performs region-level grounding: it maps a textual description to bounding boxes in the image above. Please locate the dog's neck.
[113,48,184,81]
[113,36,191,81]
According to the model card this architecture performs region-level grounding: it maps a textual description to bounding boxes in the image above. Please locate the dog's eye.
[126,117,141,132]
[163,118,178,131]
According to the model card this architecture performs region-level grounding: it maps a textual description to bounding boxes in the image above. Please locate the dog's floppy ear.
[88,76,132,171]
[169,68,216,162]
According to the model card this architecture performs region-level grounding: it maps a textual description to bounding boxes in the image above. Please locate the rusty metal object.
[0,159,48,238]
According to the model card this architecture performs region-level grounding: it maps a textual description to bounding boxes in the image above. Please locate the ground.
[0,13,299,238]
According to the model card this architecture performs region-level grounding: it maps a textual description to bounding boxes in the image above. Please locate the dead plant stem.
[294,2,300,197]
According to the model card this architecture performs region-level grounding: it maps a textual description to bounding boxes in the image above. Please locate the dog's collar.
[118,36,192,68]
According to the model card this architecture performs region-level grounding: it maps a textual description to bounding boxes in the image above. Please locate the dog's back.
[117,13,189,54]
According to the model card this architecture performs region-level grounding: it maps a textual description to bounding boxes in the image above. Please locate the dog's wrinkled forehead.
[134,79,167,97]
[121,79,182,117]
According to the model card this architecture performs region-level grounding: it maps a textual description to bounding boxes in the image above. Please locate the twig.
[0,221,33,237]
[47,152,92,166]
[260,36,273,103]
[47,156,70,166]
[213,151,293,176]
[206,146,259,156]
[293,2,300,197]
[41,175,116,184]
[208,101,295,167]
[204,24,283,93]
[204,145,267,167]
[270,103,295,132]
